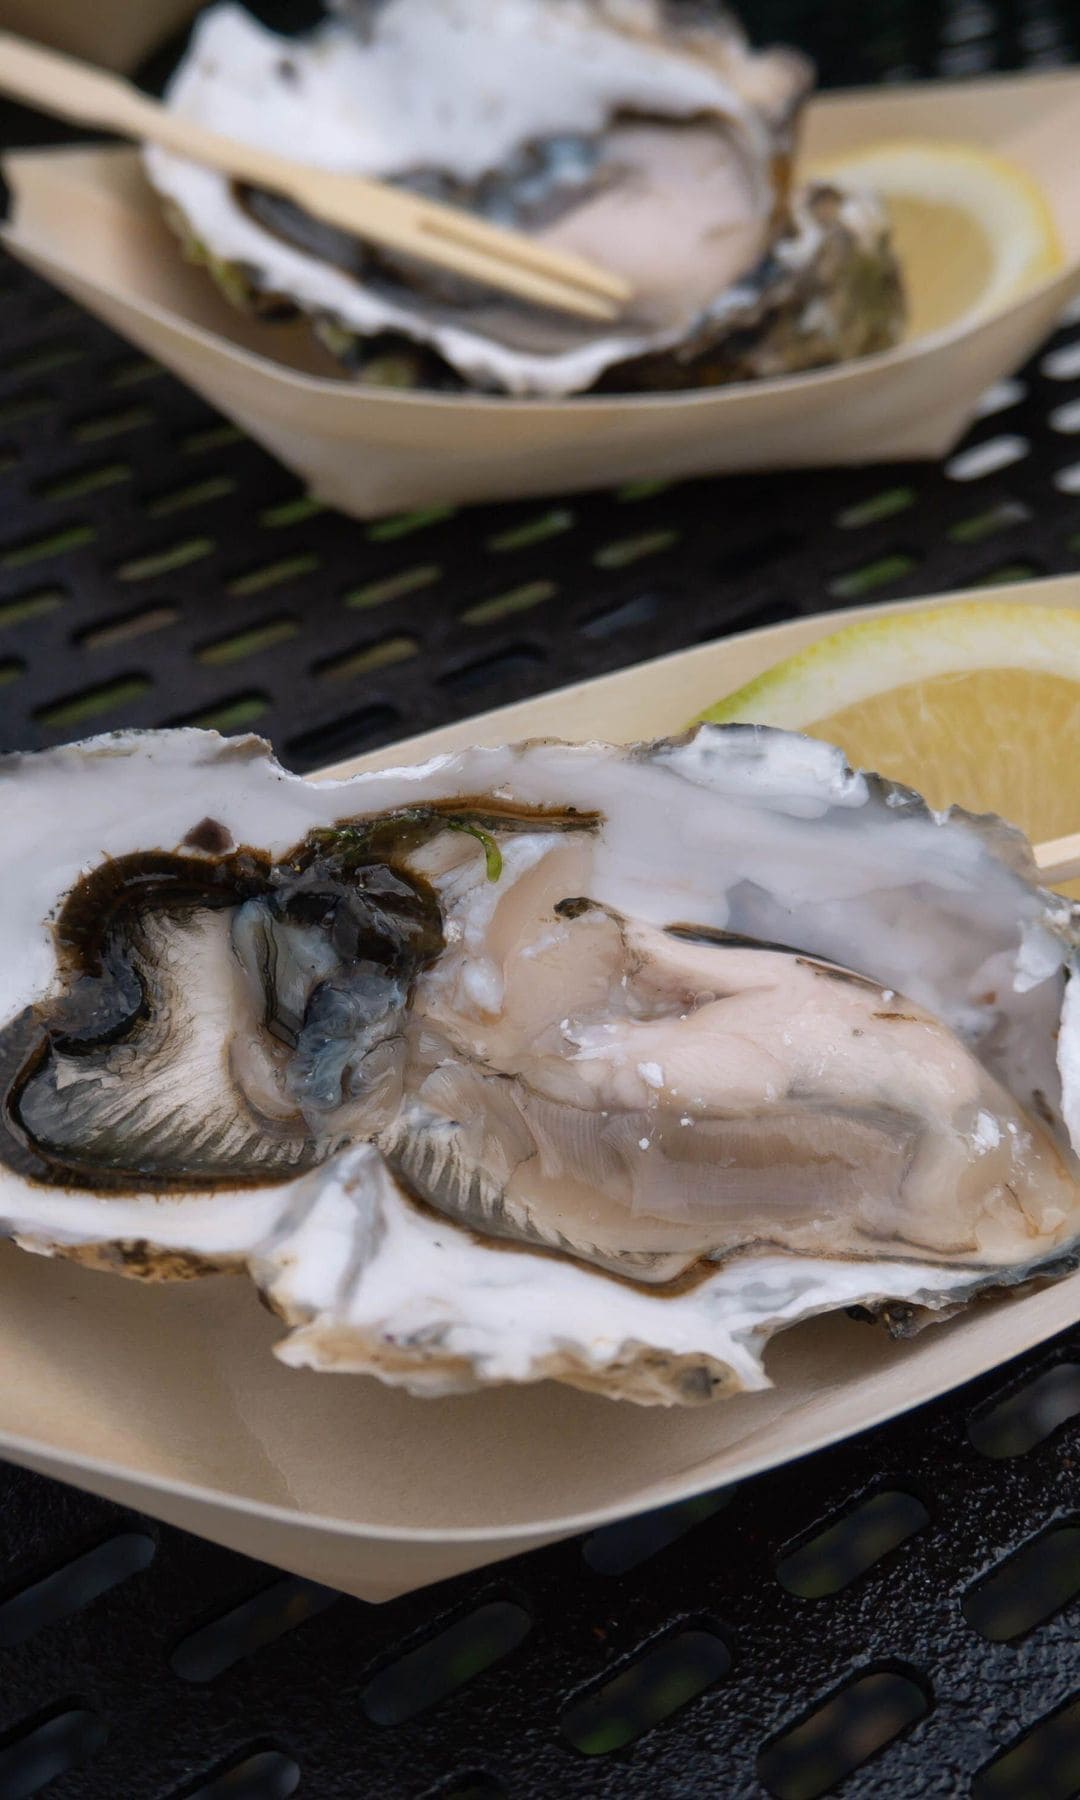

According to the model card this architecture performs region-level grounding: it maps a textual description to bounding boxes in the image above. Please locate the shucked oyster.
[1,725,1078,1406]
[144,0,905,396]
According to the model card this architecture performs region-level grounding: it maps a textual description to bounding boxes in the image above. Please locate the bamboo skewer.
[1034,832,1080,888]
[0,29,632,323]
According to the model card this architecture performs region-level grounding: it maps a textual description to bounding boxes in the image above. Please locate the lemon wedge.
[696,602,1080,877]
[809,141,1063,336]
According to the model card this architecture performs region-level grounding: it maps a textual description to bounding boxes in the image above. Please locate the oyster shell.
[0,724,1077,1406]
[144,0,904,396]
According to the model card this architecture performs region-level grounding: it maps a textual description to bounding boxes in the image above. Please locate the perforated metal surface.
[0,1329,1077,1798]
[2,4,1080,1793]
[0,257,1079,770]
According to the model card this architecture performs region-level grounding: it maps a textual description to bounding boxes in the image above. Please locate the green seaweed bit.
[446,820,502,882]
[360,352,423,389]
[298,804,600,879]
[208,255,257,313]
[166,208,257,314]
[314,319,356,361]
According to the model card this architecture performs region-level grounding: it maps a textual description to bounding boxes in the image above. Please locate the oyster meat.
[1,724,1078,1405]
[143,0,905,396]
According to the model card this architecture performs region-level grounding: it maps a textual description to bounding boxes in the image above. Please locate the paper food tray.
[1,1,1078,515]
[0,574,1077,1603]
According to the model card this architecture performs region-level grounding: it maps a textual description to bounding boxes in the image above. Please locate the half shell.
[1,725,1077,1404]
[144,0,905,396]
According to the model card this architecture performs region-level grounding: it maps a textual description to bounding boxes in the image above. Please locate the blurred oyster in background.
[144,0,905,395]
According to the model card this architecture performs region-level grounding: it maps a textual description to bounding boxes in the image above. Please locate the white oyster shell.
[143,1,901,396]
[1,725,1077,1406]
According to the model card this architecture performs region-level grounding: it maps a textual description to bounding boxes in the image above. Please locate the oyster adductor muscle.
[0,724,1077,1405]
[144,0,905,396]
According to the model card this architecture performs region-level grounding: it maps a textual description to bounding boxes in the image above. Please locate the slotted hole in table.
[178,1747,301,1800]
[936,39,994,74]
[171,1576,339,1682]
[72,405,154,443]
[0,588,64,628]
[593,528,680,569]
[181,423,245,455]
[583,1489,732,1576]
[973,1690,1080,1800]
[77,605,179,650]
[969,1362,1080,1458]
[441,645,544,697]
[0,1532,155,1648]
[260,495,325,528]
[8,342,83,380]
[316,634,419,679]
[973,378,1027,418]
[616,477,674,502]
[963,1524,1080,1642]
[0,1704,108,1800]
[946,435,1030,480]
[146,475,238,518]
[460,580,557,626]
[1051,397,1080,433]
[108,355,163,389]
[286,702,401,767]
[368,504,456,542]
[0,393,55,429]
[581,592,662,639]
[938,11,992,53]
[362,1599,531,1728]
[1,524,96,570]
[198,618,300,666]
[829,552,918,599]
[486,507,574,552]
[227,553,320,597]
[561,1625,730,1755]
[36,461,131,503]
[949,499,1032,541]
[1041,339,1080,380]
[181,693,271,733]
[757,1667,930,1800]
[345,563,440,611]
[974,560,1042,585]
[777,1490,929,1599]
[836,486,918,528]
[35,675,152,729]
[117,537,215,582]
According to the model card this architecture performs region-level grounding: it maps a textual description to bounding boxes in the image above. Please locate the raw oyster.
[144,0,905,397]
[1,725,1077,1406]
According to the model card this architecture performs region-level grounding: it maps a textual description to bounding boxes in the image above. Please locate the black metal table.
[2,4,1080,1794]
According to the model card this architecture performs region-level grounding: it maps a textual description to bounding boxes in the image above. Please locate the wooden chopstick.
[1035,833,1080,888]
[0,30,631,322]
